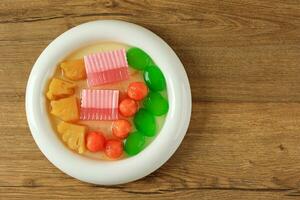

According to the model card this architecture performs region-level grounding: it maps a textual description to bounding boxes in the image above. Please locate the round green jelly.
[125,131,145,156]
[134,109,156,137]
[126,47,153,70]
[144,65,166,91]
[144,92,169,116]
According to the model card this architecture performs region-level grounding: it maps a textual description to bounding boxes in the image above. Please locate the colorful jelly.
[143,91,169,116]
[124,131,145,156]
[126,48,153,70]
[144,65,166,91]
[46,42,168,161]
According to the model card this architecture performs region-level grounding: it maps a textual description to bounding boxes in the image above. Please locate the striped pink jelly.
[84,48,129,86]
[80,89,119,120]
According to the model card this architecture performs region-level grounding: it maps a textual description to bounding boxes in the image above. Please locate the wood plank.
[1,187,299,200]
[0,1,300,102]
[1,0,300,199]
[2,43,300,102]
[2,102,300,193]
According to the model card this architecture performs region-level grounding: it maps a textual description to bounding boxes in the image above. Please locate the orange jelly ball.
[105,140,123,159]
[127,82,148,101]
[112,119,132,139]
[86,131,106,152]
[119,98,138,117]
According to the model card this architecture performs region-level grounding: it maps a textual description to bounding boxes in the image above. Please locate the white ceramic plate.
[26,20,192,185]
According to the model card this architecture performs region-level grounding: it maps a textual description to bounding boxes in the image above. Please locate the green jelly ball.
[126,47,153,70]
[144,65,166,91]
[134,109,156,137]
[144,92,169,116]
[125,131,145,156]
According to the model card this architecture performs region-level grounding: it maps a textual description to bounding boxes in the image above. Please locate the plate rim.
[25,20,192,185]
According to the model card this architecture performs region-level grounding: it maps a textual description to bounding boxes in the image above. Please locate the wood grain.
[1,0,300,199]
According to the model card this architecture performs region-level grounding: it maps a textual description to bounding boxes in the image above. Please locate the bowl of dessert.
[26,20,191,185]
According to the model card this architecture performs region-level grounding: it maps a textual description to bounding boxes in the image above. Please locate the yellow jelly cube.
[46,78,76,100]
[60,59,86,81]
[50,96,79,122]
[57,121,86,154]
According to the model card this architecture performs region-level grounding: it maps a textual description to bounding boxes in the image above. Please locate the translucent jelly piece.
[80,89,119,120]
[84,49,129,86]
[143,92,169,116]
[124,131,145,156]
[133,109,156,137]
[144,65,166,91]
[126,47,153,70]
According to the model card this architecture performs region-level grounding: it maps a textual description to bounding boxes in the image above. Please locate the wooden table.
[1,0,300,199]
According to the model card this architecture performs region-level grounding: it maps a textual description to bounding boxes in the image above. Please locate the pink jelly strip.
[87,67,129,86]
[84,49,129,86]
[80,108,119,121]
[80,89,119,120]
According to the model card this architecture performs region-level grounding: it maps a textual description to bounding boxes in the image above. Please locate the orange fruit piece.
[119,98,138,117]
[105,140,123,159]
[127,82,148,101]
[50,96,79,122]
[46,78,76,100]
[57,121,86,154]
[60,59,86,81]
[86,131,106,152]
[112,119,132,139]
